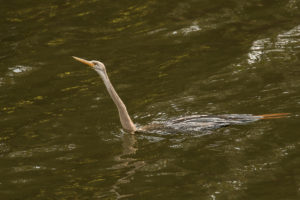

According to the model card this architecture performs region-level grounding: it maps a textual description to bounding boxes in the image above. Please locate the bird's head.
[72,56,107,78]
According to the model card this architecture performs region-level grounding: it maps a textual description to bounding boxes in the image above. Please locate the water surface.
[1,0,300,199]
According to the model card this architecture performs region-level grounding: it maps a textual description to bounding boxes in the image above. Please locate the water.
[1,0,300,199]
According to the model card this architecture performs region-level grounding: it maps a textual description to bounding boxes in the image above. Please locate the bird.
[72,56,289,134]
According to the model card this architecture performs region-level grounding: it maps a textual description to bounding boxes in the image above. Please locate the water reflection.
[171,23,201,36]
[109,134,145,199]
[248,38,271,64]
[0,65,35,88]
[248,24,300,65]
[7,65,33,76]
[277,25,300,47]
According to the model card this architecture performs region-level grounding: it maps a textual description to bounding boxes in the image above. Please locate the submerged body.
[72,56,288,134]
[140,114,261,133]
[139,113,289,133]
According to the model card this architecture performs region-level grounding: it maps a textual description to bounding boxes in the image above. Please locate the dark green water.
[1,0,300,199]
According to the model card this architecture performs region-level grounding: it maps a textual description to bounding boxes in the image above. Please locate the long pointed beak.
[72,56,94,67]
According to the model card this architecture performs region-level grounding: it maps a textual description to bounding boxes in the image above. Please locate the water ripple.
[7,144,77,158]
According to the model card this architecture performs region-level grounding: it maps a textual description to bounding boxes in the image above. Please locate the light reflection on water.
[248,25,300,65]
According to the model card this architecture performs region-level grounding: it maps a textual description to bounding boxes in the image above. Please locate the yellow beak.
[72,56,94,67]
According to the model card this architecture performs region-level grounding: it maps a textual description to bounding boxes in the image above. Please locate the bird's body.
[139,114,261,133]
[72,56,289,134]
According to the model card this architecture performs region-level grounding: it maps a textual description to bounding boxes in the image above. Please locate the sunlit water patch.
[171,23,202,36]
[0,65,36,87]
[248,24,300,65]
[7,65,34,76]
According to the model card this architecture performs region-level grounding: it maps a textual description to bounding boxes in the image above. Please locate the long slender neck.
[101,72,136,133]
